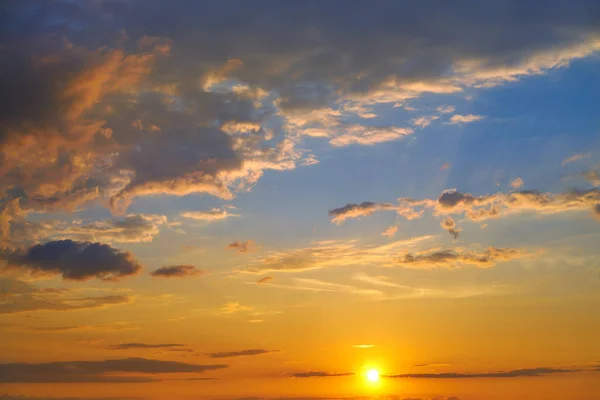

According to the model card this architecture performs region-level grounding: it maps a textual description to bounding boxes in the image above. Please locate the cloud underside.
[149,264,201,278]
[290,371,355,378]
[240,236,527,273]
[2,1,600,244]
[330,189,600,231]
[0,240,141,281]
[0,357,226,382]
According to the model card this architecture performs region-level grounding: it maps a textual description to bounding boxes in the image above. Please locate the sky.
[1,1,600,399]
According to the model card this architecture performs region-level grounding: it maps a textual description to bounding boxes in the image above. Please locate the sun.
[366,368,380,383]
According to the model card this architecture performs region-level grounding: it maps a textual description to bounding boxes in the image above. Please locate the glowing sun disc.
[366,369,380,382]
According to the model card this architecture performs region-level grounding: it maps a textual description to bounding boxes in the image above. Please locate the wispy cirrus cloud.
[384,367,578,379]
[206,349,279,358]
[180,208,239,222]
[562,152,591,166]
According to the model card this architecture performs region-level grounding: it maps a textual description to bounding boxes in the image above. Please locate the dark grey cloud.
[329,202,398,224]
[289,371,355,378]
[0,357,227,383]
[107,343,187,350]
[149,264,201,278]
[384,367,578,379]
[227,240,257,253]
[1,240,142,281]
[0,278,131,314]
[397,247,526,269]
[206,349,279,358]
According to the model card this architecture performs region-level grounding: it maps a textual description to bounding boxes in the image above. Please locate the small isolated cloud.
[441,217,460,239]
[382,226,398,237]
[562,152,590,166]
[220,301,252,314]
[0,357,226,383]
[329,202,398,224]
[108,343,187,350]
[150,265,202,278]
[180,208,238,222]
[510,177,524,189]
[228,240,257,253]
[397,247,527,269]
[206,349,279,358]
[257,276,273,284]
[440,163,451,171]
[437,105,456,114]
[411,116,439,128]
[448,114,484,124]
[581,170,600,186]
[290,371,355,378]
[352,344,374,349]
[329,125,413,147]
[384,367,578,379]
[1,240,141,281]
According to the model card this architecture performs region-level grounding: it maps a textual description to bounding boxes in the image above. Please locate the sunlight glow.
[366,369,380,383]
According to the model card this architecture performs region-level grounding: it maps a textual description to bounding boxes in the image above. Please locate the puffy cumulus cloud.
[411,116,439,128]
[108,343,187,350]
[448,114,484,124]
[257,276,273,284]
[4,0,600,243]
[149,265,201,278]
[206,349,279,358]
[382,226,398,237]
[239,236,435,273]
[396,247,528,269]
[384,367,578,379]
[0,278,131,314]
[228,240,257,253]
[440,218,460,239]
[510,177,524,189]
[562,152,590,166]
[289,371,355,378]
[0,357,226,383]
[180,208,238,222]
[1,240,142,281]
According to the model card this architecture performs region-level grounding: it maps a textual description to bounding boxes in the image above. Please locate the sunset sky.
[1,1,600,400]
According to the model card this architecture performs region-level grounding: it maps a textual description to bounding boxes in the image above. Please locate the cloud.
[448,114,484,124]
[149,265,202,278]
[440,217,460,239]
[411,116,439,128]
[581,170,600,186]
[440,163,451,171]
[396,247,527,269]
[0,357,226,383]
[9,323,136,333]
[382,226,398,237]
[220,301,252,314]
[329,202,399,224]
[1,240,142,281]
[228,240,257,253]
[509,177,524,189]
[384,367,578,379]
[0,278,131,314]
[562,152,591,166]
[206,349,279,358]
[437,106,456,114]
[53,214,167,243]
[289,371,355,378]
[329,125,413,147]
[240,236,434,273]
[107,343,187,350]
[180,208,238,222]
[257,276,273,284]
